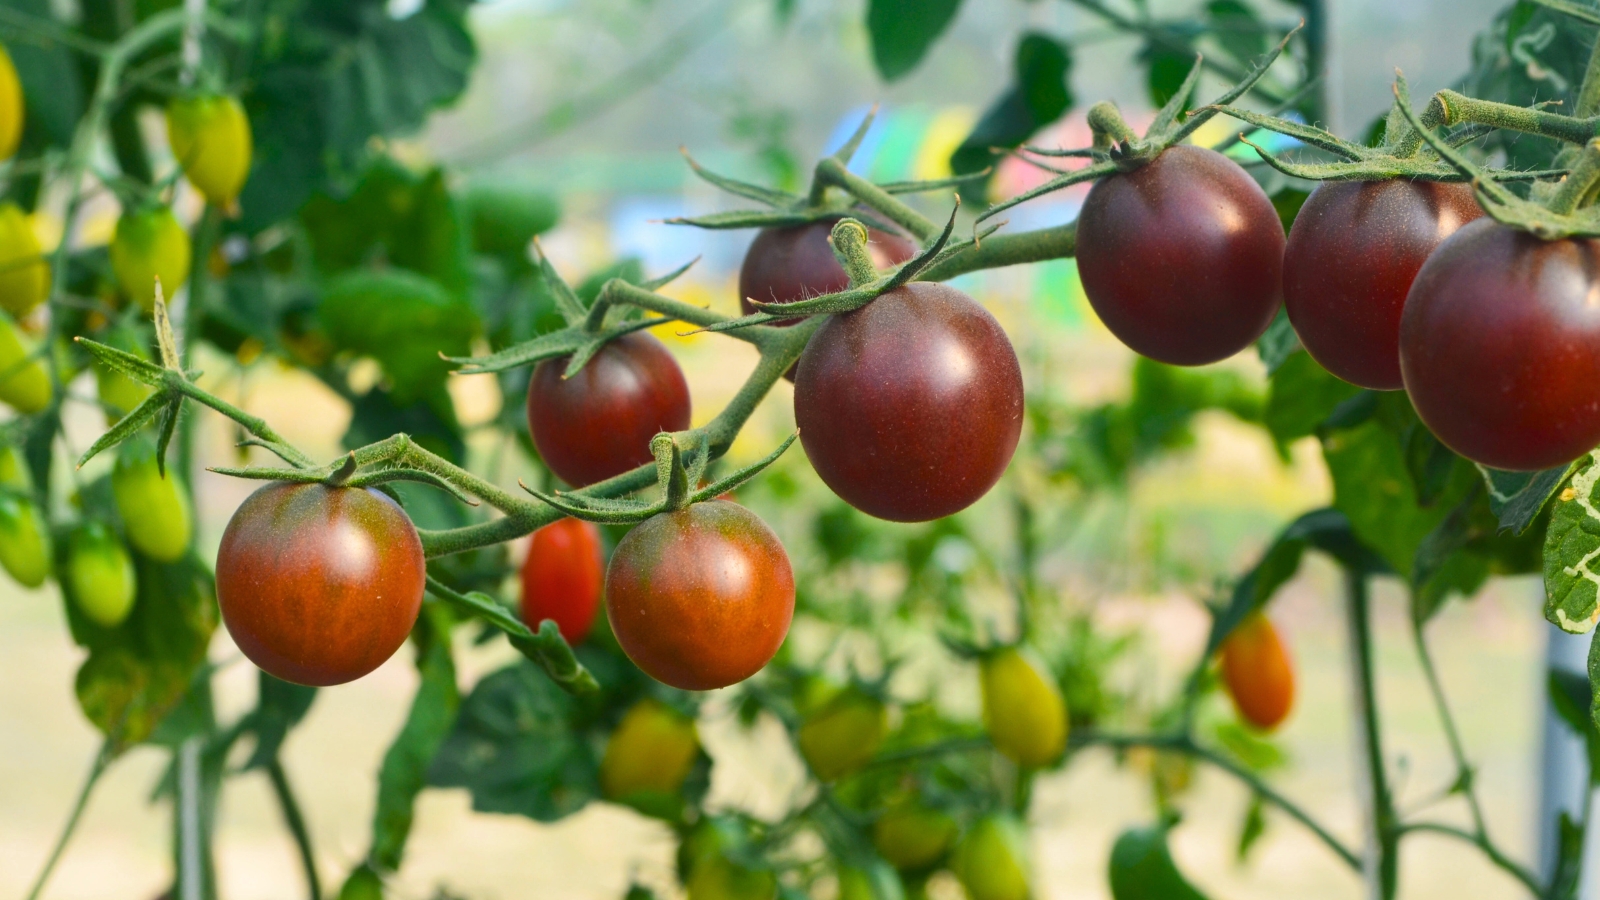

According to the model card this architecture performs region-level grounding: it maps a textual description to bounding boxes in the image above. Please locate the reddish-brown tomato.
[605,500,794,690]
[215,481,425,687]
[520,517,604,644]
[738,217,917,321]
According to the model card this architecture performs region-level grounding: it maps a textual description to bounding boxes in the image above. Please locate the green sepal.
[424,575,599,696]
[77,392,174,469]
[680,148,801,208]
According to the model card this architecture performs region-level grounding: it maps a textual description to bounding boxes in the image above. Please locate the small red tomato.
[1219,612,1295,731]
[606,500,794,690]
[519,517,604,644]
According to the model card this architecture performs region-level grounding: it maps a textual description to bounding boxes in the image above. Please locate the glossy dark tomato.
[215,481,425,686]
[738,218,918,321]
[1285,179,1481,390]
[1076,144,1284,366]
[527,331,691,488]
[1219,612,1294,731]
[1400,220,1600,471]
[605,500,794,690]
[519,517,603,644]
[793,282,1023,523]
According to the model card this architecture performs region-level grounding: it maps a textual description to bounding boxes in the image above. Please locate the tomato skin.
[952,815,1032,900]
[739,218,917,322]
[1219,612,1295,731]
[837,863,905,900]
[797,687,887,781]
[981,647,1067,768]
[111,443,192,562]
[599,698,700,802]
[0,203,47,317]
[1284,180,1481,390]
[111,207,191,311]
[1076,145,1284,366]
[1400,220,1600,470]
[0,493,50,588]
[215,481,425,687]
[527,331,691,488]
[0,311,49,414]
[686,857,776,900]
[794,282,1023,523]
[605,500,794,690]
[166,94,253,208]
[519,517,603,644]
[872,803,958,872]
[67,522,137,628]
[0,43,22,160]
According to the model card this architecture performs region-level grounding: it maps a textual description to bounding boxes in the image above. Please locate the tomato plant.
[1219,612,1295,732]
[519,517,603,644]
[215,482,425,686]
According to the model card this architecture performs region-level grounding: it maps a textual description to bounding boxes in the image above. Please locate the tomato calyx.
[522,430,796,524]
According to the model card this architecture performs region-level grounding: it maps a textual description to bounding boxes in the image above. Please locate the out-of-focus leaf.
[242,673,318,770]
[1143,44,1198,110]
[303,160,473,298]
[460,175,561,264]
[319,269,478,404]
[1206,0,1268,66]
[1481,462,1579,534]
[1457,0,1592,172]
[1109,821,1210,900]
[865,0,963,81]
[1236,793,1267,861]
[1263,352,1361,450]
[951,33,1073,182]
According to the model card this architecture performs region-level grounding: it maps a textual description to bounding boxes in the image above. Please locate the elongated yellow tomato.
[0,493,50,588]
[0,443,28,490]
[797,687,887,781]
[952,815,1032,900]
[67,522,137,628]
[0,203,48,317]
[167,95,253,208]
[872,802,958,872]
[1220,612,1295,731]
[0,43,22,160]
[980,647,1068,768]
[110,206,191,311]
[686,855,775,900]
[0,311,50,413]
[600,698,700,803]
[111,443,191,562]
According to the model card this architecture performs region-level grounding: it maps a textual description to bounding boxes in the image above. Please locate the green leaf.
[1549,669,1600,783]
[1205,0,1268,66]
[1255,309,1301,375]
[1545,454,1600,633]
[319,269,479,405]
[1263,352,1362,449]
[1109,822,1210,900]
[1235,793,1267,861]
[1143,44,1198,111]
[951,33,1074,182]
[242,673,318,770]
[367,606,459,873]
[460,175,560,263]
[1480,462,1579,534]
[865,0,963,81]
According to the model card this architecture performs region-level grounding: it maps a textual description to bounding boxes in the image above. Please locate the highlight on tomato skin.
[519,517,604,644]
[1219,612,1296,732]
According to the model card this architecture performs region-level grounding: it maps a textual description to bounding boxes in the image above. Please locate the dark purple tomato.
[527,332,691,488]
[606,500,794,690]
[739,218,918,321]
[1075,144,1285,366]
[793,282,1023,522]
[1285,179,1482,390]
[1401,220,1600,471]
[215,481,425,687]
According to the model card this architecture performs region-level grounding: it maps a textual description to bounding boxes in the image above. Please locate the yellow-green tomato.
[600,698,700,802]
[686,856,776,900]
[0,202,47,317]
[0,443,28,491]
[797,687,887,781]
[336,865,384,900]
[110,206,191,311]
[0,312,49,414]
[838,861,905,900]
[0,493,50,588]
[952,815,1032,900]
[0,43,22,160]
[67,522,136,628]
[166,94,253,208]
[111,444,191,562]
[872,803,958,872]
[95,360,151,423]
[980,647,1067,768]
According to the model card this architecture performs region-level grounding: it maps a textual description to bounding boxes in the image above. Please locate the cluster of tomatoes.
[1078,140,1600,472]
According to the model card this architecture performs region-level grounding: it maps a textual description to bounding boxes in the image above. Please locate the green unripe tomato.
[838,861,905,900]
[0,202,48,317]
[686,855,776,900]
[797,687,887,781]
[600,698,700,805]
[872,803,958,872]
[167,94,253,208]
[980,647,1067,768]
[67,522,137,628]
[0,493,50,588]
[0,311,49,413]
[0,443,29,491]
[110,206,191,311]
[111,443,192,561]
[952,815,1032,900]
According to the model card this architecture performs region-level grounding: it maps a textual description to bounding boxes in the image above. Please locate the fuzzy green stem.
[1433,90,1598,146]
[1346,570,1399,899]
[1087,101,1139,147]
[25,741,112,900]
[829,219,878,287]
[813,157,940,241]
[1578,28,1600,119]
[1549,140,1600,214]
[918,223,1077,281]
[267,760,323,900]
[584,279,766,343]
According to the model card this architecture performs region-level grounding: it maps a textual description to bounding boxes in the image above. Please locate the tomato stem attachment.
[1087,101,1139,150]
[828,218,878,288]
[1550,139,1600,215]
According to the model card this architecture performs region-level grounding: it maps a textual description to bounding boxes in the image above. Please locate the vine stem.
[1578,21,1600,119]
[267,760,323,900]
[24,740,112,900]
[1398,822,1542,896]
[1346,569,1399,900]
